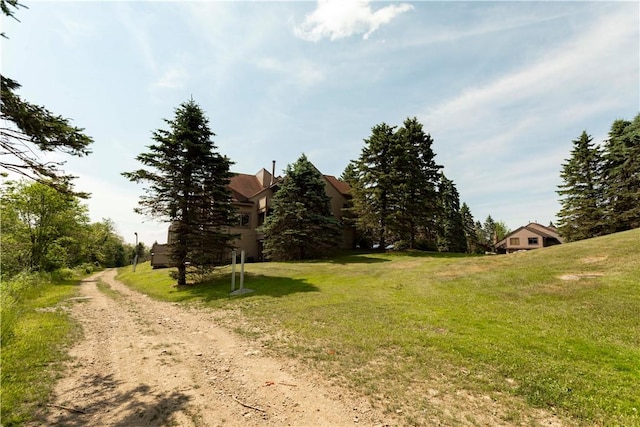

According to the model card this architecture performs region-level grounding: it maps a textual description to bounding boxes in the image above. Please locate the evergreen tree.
[349,118,442,249]
[394,117,441,247]
[350,123,399,249]
[601,114,640,232]
[482,215,497,248]
[460,202,481,254]
[263,154,342,260]
[1,3,93,197]
[436,174,467,253]
[557,131,605,241]
[123,99,236,286]
[340,162,367,248]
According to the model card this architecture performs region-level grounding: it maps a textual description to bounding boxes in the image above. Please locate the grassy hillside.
[118,228,640,425]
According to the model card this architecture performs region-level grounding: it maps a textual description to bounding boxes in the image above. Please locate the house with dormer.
[150,161,352,267]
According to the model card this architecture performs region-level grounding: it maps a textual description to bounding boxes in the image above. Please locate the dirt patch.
[581,255,608,264]
[436,265,487,278]
[30,270,391,426]
[559,273,605,281]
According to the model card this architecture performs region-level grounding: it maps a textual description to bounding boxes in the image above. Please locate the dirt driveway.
[33,269,388,426]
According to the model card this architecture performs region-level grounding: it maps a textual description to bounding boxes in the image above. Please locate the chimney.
[270,160,275,186]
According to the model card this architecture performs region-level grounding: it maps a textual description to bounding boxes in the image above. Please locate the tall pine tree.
[123,99,236,286]
[436,173,467,253]
[263,154,342,261]
[557,131,605,241]
[394,117,441,248]
[350,123,399,249]
[460,202,481,254]
[349,118,442,249]
[601,114,640,232]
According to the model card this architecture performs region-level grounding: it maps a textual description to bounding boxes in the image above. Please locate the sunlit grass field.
[0,274,82,426]
[117,229,640,425]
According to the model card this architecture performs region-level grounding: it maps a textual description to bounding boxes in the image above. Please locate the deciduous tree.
[0,180,89,276]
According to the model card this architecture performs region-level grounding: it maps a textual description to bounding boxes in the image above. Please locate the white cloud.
[294,0,413,42]
[56,15,97,47]
[152,65,189,89]
[257,57,325,87]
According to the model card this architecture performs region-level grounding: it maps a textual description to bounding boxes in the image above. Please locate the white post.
[231,250,237,292]
[239,250,245,291]
[133,232,139,272]
[230,249,253,296]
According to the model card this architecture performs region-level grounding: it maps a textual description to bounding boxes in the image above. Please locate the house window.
[237,213,250,227]
[258,210,267,226]
[509,237,520,246]
[528,237,539,245]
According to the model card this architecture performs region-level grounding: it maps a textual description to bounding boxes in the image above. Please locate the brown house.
[494,222,563,254]
[150,162,352,267]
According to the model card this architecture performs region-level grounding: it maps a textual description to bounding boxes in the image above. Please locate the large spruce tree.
[393,117,441,247]
[460,202,481,254]
[436,173,467,253]
[123,99,236,286]
[350,123,399,249]
[557,131,605,241]
[601,114,640,232]
[263,154,342,261]
[349,118,442,249]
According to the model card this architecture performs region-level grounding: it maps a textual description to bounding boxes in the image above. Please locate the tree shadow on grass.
[168,273,319,303]
[323,253,391,265]
[390,250,474,259]
[36,373,190,426]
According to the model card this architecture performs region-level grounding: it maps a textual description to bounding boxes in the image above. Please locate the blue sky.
[3,1,638,246]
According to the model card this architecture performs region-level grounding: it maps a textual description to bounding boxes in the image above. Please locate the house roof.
[228,167,349,202]
[229,173,266,201]
[324,175,351,196]
[495,222,562,247]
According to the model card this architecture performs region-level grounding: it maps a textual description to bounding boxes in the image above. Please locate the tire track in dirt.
[31,269,388,426]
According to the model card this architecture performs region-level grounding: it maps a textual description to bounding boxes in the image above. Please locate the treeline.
[342,117,508,254]
[557,113,640,241]
[0,180,147,280]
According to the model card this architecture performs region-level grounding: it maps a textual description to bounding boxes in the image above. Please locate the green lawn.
[1,273,82,426]
[117,229,640,425]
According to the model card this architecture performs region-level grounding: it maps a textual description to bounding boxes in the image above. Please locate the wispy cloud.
[56,15,97,47]
[115,3,158,74]
[294,0,413,42]
[423,4,638,224]
[257,57,325,87]
[152,64,189,89]
[425,5,637,142]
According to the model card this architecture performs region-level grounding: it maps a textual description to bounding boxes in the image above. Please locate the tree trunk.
[177,262,187,286]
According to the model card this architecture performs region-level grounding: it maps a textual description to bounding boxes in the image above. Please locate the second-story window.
[237,213,250,227]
